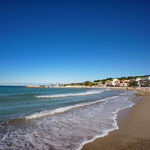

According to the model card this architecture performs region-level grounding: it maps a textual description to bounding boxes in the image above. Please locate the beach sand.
[82,91,150,150]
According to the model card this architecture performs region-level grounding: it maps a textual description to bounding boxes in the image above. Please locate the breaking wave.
[25,95,118,119]
[0,90,137,150]
[36,90,107,98]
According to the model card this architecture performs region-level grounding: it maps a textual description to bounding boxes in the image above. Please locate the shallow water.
[0,86,136,150]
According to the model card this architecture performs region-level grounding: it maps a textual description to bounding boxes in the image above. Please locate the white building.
[106,79,120,86]
[136,77,141,86]
[120,82,128,87]
[97,81,105,87]
[138,76,150,87]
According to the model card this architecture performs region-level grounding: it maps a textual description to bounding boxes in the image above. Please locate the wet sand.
[82,91,150,150]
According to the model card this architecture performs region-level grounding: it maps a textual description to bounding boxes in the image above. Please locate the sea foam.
[0,90,136,150]
[36,90,106,98]
[25,95,118,119]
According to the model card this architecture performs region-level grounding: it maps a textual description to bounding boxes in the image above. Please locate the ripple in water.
[0,91,136,150]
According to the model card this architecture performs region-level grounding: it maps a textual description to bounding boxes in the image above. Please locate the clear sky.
[0,0,150,85]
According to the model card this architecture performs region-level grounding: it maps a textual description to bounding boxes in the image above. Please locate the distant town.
[26,75,150,88]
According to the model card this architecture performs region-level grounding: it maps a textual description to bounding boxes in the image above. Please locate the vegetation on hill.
[64,75,150,87]
[130,81,138,87]
[64,81,97,87]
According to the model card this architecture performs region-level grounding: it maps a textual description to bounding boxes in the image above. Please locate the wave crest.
[25,95,118,119]
[36,90,106,98]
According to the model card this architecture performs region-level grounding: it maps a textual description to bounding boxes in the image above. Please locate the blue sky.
[0,0,150,85]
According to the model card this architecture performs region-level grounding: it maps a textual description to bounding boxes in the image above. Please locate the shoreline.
[78,91,137,150]
[81,90,150,150]
[51,86,150,92]
[78,94,136,150]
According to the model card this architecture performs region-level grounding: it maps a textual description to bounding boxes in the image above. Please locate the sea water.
[0,86,136,150]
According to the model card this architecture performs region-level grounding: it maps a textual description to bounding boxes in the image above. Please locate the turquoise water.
[0,86,120,121]
[0,86,136,150]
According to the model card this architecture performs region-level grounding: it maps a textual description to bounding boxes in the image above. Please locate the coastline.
[1,86,150,150]
[51,86,150,92]
[81,90,150,150]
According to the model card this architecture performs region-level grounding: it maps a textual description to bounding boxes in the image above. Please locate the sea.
[0,86,136,150]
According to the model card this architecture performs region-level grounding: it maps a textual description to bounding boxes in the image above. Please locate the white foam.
[77,97,135,150]
[1,91,137,150]
[36,90,105,98]
[25,96,119,119]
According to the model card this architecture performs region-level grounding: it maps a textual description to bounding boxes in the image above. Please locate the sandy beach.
[82,91,150,150]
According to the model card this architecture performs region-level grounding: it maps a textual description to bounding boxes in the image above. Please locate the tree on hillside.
[101,79,107,85]
[130,81,138,87]
[106,78,113,81]
[94,80,101,82]
[83,81,93,86]
[119,77,127,80]
[127,76,135,80]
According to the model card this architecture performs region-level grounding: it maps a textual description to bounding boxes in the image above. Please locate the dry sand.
[82,91,150,150]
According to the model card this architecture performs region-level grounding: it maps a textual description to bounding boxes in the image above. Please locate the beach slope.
[82,92,150,150]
